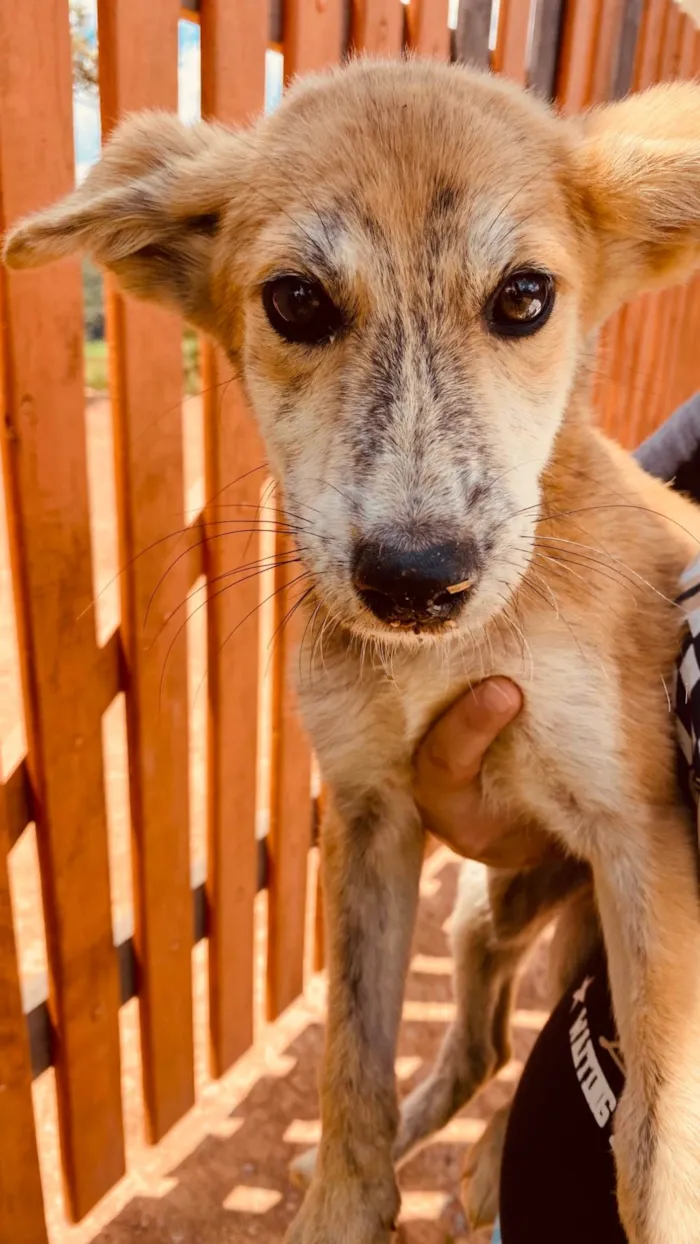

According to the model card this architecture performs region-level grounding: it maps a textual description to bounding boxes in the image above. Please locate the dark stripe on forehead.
[427,181,460,223]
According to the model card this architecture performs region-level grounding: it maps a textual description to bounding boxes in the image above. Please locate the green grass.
[84,333,202,396]
[84,338,109,391]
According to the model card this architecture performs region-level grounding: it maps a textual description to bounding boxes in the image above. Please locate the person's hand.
[412,679,552,870]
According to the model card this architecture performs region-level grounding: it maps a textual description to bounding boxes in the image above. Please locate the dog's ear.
[572,82,700,320]
[3,111,248,333]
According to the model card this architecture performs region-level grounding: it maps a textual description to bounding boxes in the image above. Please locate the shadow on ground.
[84,855,550,1244]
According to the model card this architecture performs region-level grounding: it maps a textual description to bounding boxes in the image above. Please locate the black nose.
[352,539,479,626]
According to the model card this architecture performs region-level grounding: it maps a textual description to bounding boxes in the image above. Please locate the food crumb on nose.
[446,579,473,595]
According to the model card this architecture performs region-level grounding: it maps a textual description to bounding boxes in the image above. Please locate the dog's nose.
[352,539,479,626]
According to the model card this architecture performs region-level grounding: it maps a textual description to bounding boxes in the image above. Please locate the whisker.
[156,558,305,710]
[265,579,315,678]
[529,533,677,606]
[143,525,312,627]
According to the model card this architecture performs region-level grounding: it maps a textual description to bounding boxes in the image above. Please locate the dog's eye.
[486,270,554,338]
[262,275,343,345]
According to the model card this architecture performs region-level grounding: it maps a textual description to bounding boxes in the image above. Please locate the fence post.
[0,778,47,1243]
[199,0,267,1077]
[407,0,451,57]
[97,0,195,1142]
[350,0,404,53]
[0,0,124,1215]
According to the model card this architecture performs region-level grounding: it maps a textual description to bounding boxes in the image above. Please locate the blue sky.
[74,9,203,181]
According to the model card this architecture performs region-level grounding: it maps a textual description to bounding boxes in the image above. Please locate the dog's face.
[237,66,585,641]
[6,62,700,641]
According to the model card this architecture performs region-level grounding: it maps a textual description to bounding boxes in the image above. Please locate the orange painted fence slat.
[597,0,669,442]
[351,0,404,54]
[642,13,696,439]
[199,0,267,1078]
[97,0,195,1142]
[406,0,451,58]
[607,0,675,447]
[493,0,533,83]
[0,0,125,1220]
[590,0,627,102]
[284,0,345,80]
[267,545,313,1020]
[557,0,605,111]
[0,779,47,1244]
[624,0,680,447]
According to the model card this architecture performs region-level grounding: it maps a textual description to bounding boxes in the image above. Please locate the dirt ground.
[0,393,551,1244]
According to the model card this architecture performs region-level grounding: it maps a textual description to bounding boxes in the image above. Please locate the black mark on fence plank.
[5,761,34,849]
[25,837,271,1079]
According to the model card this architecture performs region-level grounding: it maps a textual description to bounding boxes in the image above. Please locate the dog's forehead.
[254,62,569,283]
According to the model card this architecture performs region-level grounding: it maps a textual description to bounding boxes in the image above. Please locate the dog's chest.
[304,616,628,833]
[396,623,627,829]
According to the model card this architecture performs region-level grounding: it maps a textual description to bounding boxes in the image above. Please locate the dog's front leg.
[590,808,700,1244]
[286,785,424,1244]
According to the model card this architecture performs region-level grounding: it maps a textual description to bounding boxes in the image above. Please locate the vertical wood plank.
[673,31,700,409]
[594,0,665,442]
[267,542,313,1019]
[556,0,603,112]
[97,0,195,1141]
[493,0,533,83]
[589,0,626,104]
[454,0,492,69]
[313,784,327,972]
[529,0,566,98]
[622,0,678,447]
[611,0,645,98]
[351,0,404,54]
[642,13,695,437]
[0,0,124,1218]
[406,0,451,59]
[199,0,267,1078]
[0,785,47,1243]
[313,858,326,973]
[284,0,345,81]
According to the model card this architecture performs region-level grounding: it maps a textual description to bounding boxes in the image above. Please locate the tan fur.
[7,60,700,1243]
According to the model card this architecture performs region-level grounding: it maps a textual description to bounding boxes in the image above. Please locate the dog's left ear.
[3,111,252,335]
[572,82,700,321]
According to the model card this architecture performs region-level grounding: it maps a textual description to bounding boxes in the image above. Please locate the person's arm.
[635,391,700,499]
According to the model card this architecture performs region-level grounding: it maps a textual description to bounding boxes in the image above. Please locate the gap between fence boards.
[8,772,321,1080]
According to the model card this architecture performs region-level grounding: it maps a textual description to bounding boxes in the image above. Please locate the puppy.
[7,59,700,1244]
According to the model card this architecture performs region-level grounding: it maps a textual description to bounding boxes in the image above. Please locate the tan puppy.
[7,59,700,1244]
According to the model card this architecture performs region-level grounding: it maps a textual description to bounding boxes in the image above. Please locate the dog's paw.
[460,1105,510,1232]
[284,1174,399,1244]
[289,1144,318,1189]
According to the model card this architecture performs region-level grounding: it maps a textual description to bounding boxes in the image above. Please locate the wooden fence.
[1,1,700,1240]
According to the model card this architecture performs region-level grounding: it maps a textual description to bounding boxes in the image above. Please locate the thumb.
[414,678,522,792]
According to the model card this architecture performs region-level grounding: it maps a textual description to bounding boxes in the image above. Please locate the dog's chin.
[348,612,465,647]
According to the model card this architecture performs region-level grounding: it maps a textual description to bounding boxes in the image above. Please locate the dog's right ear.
[570,82,700,322]
[3,111,249,334]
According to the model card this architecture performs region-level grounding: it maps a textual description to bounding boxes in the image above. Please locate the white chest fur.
[301,613,627,843]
